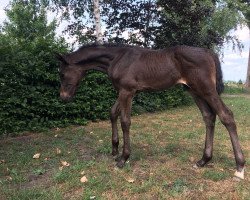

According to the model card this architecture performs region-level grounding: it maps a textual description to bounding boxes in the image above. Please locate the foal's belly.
[137,72,181,91]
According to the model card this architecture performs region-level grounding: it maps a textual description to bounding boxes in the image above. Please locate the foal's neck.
[78,47,119,74]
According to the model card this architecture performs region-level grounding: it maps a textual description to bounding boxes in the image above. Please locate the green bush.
[0,34,191,135]
[0,44,191,135]
[0,1,191,135]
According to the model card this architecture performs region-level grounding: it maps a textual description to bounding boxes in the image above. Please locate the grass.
[224,81,248,94]
[0,94,250,199]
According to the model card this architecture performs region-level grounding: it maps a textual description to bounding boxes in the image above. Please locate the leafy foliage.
[102,0,159,46]
[0,0,191,135]
[0,0,68,134]
[50,0,245,50]
[155,0,219,48]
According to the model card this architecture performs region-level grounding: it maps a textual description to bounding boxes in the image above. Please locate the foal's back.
[109,46,216,92]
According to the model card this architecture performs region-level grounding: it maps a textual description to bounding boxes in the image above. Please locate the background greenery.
[0,1,191,135]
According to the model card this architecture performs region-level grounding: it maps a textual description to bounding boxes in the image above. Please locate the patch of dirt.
[78,146,96,161]
[63,187,84,200]
[0,133,40,144]
[18,170,53,190]
[76,135,99,161]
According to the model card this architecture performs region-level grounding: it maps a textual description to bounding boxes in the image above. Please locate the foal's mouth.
[60,95,74,102]
[60,91,74,102]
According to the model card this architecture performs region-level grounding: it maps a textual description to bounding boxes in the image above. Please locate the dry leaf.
[80,170,85,175]
[54,134,58,138]
[90,196,96,200]
[56,148,62,155]
[80,176,88,183]
[6,176,12,181]
[126,177,135,183]
[0,160,5,164]
[61,161,70,167]
[33,153,41,159]
[189,157,195,162]
[59,166,64,171]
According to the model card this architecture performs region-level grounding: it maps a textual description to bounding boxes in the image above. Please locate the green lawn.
[0,94,250,200]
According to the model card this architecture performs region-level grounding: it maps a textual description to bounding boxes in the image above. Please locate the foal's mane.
[77,42,145,51]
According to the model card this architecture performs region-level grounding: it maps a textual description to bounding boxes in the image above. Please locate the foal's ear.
[55,53,68,64]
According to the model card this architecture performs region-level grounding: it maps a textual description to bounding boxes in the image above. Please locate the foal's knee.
[110,108,118,122]
[110,110,115,122]
[121,118,131,130]
[203,112,215,127]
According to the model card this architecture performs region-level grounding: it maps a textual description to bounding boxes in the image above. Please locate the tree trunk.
[246,46,250,87]
[245,29,250,88]
[93,0,102,44]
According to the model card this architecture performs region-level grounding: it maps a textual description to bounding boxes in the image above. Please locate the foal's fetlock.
[115,155,122,162]
[112,148,119,156]
[194,157,212,168]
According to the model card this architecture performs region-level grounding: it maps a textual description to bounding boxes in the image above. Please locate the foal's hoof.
[193,162,204,169]
[234,168,245,180]
[193,158,210,169]
[193,164,199,169]
[116,160,126,168]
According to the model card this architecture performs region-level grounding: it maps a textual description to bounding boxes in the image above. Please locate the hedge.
[0,35,192,136]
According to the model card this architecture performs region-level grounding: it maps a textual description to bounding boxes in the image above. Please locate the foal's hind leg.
[115,89,134,168]
[189,92,216,168]
[110,100,120,156]
[203,93,245,179]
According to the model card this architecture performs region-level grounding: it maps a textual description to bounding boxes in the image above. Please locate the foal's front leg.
[115,89,134,168]
[110,100,120,156]
[189,92,216,168]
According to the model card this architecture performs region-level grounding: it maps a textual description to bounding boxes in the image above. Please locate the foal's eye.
[60,73,65,79]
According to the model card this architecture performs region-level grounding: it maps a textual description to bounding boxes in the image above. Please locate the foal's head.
[56,54,85,102]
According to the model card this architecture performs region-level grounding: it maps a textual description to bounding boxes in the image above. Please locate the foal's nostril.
[60,91,71,101]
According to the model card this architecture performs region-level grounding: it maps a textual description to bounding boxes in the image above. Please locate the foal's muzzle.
[60,90,73,102]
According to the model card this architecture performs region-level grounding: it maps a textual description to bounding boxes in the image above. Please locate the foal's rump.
[172,46,224,95]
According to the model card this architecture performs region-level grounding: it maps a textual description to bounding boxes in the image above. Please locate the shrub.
[0,1,191,135]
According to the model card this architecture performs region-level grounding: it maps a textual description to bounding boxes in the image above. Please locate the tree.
[155,0,218,48]
[93,0,102,43]
[102,0,159,46]
[226,0,249,87]
[246,44,250,88]
[239,0,250,88]
[0,0,69,134]
[50,0,97,43]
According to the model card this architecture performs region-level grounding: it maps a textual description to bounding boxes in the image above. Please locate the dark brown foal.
[57,43,245,179]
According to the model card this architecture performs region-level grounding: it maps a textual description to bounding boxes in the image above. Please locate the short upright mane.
[77,43,144,51]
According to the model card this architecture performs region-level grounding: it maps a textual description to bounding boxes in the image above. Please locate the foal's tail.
[213,53,224,95]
